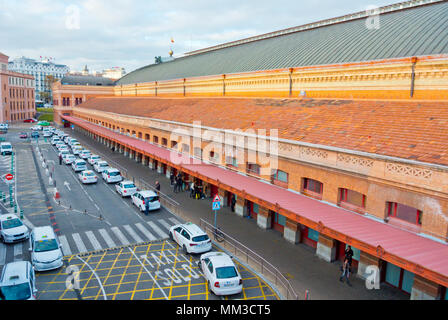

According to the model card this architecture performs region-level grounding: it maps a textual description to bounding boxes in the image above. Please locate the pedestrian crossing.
[57,217,182,257]
[0,217,183,265]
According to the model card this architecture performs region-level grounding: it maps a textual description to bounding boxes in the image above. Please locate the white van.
[29,226,63,272]
[0,142,13,155]
[0,261,37,300]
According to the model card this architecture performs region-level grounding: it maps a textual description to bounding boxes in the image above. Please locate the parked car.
[72,146,83,155]
[88,155,101,165]
[93,160,109,173]
[115,180,137,197]
[31,125,41,131]
[63,154,76,165]
[23,118,37,123]
[169,222,212,254]
[37,121,50,127]
[131,190,161,212]
[79,149,91,160]
[19,132,28,139]
[0,142,13,155]
[51,136,60,145]
[0,214,30,243]
[30,131,39,138]
[79,170,98,184]
[43,130,52,138]
[29,226,63,272]
[199,252,243,296]
[71,159,87,172]
[101,168,123,183]
[0,261,37,300]
[58,149,70,158]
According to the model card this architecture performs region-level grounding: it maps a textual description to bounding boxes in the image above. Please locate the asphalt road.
[0,125,279,301]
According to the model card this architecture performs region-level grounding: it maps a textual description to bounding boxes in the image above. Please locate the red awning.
[62,115,448,285]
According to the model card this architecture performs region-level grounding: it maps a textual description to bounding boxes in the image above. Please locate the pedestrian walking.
[175,175,182,193]
[144,200,150,216]
[59,153,63,165]
[339,258,352,286]
[231,195,236,212]
[190,181,195,198]
[155,181,160,195]
[170,172,175,186]
[345,245,354,267]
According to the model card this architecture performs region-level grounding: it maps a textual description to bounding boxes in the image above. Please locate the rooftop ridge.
[185,0,444,56]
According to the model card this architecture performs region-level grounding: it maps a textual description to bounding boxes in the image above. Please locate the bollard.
[20,209,23,219]
[304,290,310,300]
[14,204,17,213]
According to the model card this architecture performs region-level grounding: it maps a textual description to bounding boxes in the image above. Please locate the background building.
[102,67,126,80]
[53,0,448,299]
[8,56,69,103]
[0,52,35,122]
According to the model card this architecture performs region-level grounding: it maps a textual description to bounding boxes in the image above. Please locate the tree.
[42,75,58,104]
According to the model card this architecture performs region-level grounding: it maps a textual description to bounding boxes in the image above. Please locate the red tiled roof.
[62,115,448,287]
[76,96,448,166]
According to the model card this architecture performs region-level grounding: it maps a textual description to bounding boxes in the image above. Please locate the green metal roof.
[117,1,448,85]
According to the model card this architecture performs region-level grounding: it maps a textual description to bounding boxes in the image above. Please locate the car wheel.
[183,245,188,255]
[208,281,213,294]
[169,232,173,241]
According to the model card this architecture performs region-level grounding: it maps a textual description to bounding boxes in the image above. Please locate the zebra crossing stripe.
[123,225,143,243]
[58,235,72,256]
[111,227,130,246]
[135,223,156,241]
[147,221,168,239]
[85,231,102,251]
[13,243,22,261]
[72,233,87,253]
[169,217,182,225]
[158,219,172,231]
[0,244,6,265]
[99,229,116,248]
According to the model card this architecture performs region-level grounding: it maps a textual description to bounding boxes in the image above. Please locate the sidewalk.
[69,129,409,300]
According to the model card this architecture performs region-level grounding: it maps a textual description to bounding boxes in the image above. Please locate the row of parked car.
[53,130,244,296]
[50,130,163,213]
[0,213,63,300]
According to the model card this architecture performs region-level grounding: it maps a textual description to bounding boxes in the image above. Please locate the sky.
[0,0,397,74]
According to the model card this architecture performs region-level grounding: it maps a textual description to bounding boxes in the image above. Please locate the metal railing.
[199,218,299,300]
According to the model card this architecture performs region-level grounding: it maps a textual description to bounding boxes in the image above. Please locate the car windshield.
[100,163,108,167]
[0,283,31,300]
[124,184,136,188]
[192,234,209,242]
[109,171,120,176]
[2,218,23,229]
[91,156,99,160]
[216,266,238,279]
[34,239,59,252]
[2,145,11,149]
[84,172,95,177]
[77,162,86,166]
[146,196,159,203]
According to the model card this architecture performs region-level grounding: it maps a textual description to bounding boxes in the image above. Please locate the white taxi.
[131,190,161,212]
[115,180,137,197]
[93,160,109,173]
[0,261,37,300]
[79,170,98,184]
[101,168,123,183]
[0,214,29,243]
[29,226,63,272]
[63,154,76,165]
[79,149,91,160]
[72,159,87,172]
[169,222,211,254]
[88,154,101,165]
[199,252,242,296]
[72,146,83,155]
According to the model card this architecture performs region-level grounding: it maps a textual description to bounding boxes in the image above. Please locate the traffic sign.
[212,194,221,203]
[212,201,221,211]
[5,173,13,181]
